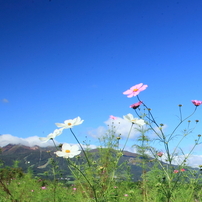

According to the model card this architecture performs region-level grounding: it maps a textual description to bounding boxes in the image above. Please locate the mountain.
[1,144,197,182]
[2,144,40,154]
[0,144,145,181]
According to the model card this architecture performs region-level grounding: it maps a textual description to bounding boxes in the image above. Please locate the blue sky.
[1,0,202,166]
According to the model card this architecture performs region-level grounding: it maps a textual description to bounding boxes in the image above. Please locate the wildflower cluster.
[39,116,84,158]
[36,82,202,202]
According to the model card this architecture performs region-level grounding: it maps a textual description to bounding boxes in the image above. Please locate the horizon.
[1,141,201,169]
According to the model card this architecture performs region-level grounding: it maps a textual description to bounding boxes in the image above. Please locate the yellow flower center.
[68,123,72,126]
[133,88,138,92]
[65,150,71,153]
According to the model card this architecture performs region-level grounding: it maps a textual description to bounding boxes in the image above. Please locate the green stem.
[68,159,98,202]
[121,123,133,152]
[167,107,197,142]
[70,128,91,167]
[51,139,58,150]
[68,162,91,199]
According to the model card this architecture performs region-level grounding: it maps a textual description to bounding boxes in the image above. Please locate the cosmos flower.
[180,168,185,172]
[39,128,64,142]
[191,100,202,106]
[55,116,84,129]
[110,115,117,120]
[123,83,148,98]
[130,101,143,109]
[123,113,146,126]
[157,152,163,157]
[55,143,81,158]
[173,170,179,174]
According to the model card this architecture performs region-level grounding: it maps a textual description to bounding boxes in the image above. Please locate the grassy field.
[1,169,202,202]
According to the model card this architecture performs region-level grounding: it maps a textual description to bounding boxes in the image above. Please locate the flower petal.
[123,89,132,95]
[70,144,80,151]
[131,83,143,90]
[56,117,84,129]
[139,84,148,91]
[62,143,71,151]
[55,151,65,157]
[55,123,66,128]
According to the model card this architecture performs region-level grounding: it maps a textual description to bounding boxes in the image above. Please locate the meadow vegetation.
[1,83,202,202]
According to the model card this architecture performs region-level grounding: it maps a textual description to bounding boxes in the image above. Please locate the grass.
[1,162,202,202]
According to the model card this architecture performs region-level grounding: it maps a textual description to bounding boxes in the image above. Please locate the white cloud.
[185,155,202,168]
[88,116,143,139]
[87,117,202,168]
[87,126,107,138]
[1,98,9,103]
[0,134,59,147]
[0,134,201,168]
[149,124,168,139]
[81,144,97,150]
[158,153,202,168]
[0,134,98,150]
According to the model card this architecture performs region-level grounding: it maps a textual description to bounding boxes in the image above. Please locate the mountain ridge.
[0,144,143,181]
[0,144,197,181]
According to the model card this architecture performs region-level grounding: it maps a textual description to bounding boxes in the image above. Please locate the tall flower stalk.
[123,83,202,201]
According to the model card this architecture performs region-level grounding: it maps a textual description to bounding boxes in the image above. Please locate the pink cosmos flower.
[73,187,77,191]
[173,170,179,174]
[192,100,202,106]
[41,186,46,190]
[110,115,117,120]
[157,152,163,157]
[130,101,143,109]
[124,194,128,197]
[180,168,185,172]
[123,83,148,98]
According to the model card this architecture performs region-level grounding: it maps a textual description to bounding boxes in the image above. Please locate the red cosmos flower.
[130,101,143,109]
[192,100,202,106]
[180,168,185,172]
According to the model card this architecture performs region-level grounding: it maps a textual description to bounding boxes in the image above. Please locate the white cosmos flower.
[55,143,81,158]
[55,116,84,129]
[39,128,64,142]
[123,113,146,126]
